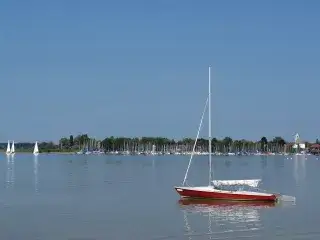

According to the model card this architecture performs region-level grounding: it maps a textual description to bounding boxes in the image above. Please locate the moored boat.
[175,186,278,201]
[174,67,284,202]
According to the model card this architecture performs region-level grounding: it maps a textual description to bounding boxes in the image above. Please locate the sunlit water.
[0,154,318,239]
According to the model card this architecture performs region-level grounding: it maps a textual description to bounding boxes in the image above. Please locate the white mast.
[208,66,212,186]
[181,66,213,186]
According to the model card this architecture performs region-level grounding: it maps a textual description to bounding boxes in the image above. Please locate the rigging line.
[182,95,209,186]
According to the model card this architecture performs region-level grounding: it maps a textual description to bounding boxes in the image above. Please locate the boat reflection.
[293,154,306,185]
[179,199,275,221]
[179,198,276,208]
[5,154,15,188]
[33,155,39,193]
[260,155,268,169]
[178,199,277,240]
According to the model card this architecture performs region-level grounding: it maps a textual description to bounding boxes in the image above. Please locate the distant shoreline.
[0,134,320,156]
[1,133,317,155]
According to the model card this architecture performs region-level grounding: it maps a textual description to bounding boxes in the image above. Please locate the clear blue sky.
[1,0,320,142]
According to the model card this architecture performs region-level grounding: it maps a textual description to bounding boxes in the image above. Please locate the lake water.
[0,154,318,239]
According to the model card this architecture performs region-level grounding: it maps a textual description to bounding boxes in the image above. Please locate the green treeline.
[0,134,316,153]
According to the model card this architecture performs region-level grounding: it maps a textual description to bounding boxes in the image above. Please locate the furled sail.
[212,179,261,188]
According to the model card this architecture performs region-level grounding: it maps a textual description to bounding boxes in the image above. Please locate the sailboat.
[174,67,280,202]
[33,141,39,156]
[10,141,15,155]
[6,140,11,155]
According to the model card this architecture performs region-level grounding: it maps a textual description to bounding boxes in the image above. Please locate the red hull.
[175,187,278,202]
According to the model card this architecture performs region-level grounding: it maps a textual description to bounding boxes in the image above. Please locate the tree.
[260,137,268,152]
[69,135,74,147]
[59,137,69,149]
[271,137,286,146]
[222,137,233,152]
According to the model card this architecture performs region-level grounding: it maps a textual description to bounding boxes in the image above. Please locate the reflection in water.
[274,156,285,169]
[260,156,268,169]
[66,159,74,190]
[82,158,88,168]
[179,199,276,239]
[293,154,306,185]
[183,207,192,240]
[5,155,15,188]
[105,158,122,165]
[66,158,90,190]
[224,159,231,168]
[239,159,249,166]
[152,155,155,169]
[81,158,89,188]
[33,155,39,193]
[151,156,156,186]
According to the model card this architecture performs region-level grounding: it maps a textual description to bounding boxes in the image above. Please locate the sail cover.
[212,179,261,188]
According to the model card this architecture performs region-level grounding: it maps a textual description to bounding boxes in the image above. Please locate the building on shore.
[309,144,320,155]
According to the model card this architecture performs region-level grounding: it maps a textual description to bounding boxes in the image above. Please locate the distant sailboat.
[10,141,15,155]
[6,141,11,155]
[33,141,39,156]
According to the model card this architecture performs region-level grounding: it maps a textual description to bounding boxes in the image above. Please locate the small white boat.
[10,141,15,155]
[33,141,39,156]
[6,140,11,155]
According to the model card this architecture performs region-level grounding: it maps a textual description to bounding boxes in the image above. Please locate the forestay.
[212,179,261,188]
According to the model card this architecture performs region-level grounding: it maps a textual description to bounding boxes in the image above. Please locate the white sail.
[212,179,261,188]
[6,141,11,154]
[33,141,39,155]
[10,141,15,154]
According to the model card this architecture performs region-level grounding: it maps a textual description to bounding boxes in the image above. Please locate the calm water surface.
[0,154,318,239]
